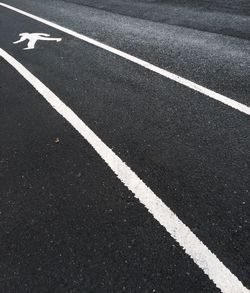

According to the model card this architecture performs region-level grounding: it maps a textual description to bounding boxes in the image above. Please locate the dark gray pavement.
[60,0,250,39]
[0,0,250,292]
[1,61,220,293]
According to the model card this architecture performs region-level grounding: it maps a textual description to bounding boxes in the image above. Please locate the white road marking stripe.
[1,48,249,293]
[0,2,250,116]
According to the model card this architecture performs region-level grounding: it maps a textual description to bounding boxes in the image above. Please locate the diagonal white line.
[1,48,249,293]
[0,2,249,116]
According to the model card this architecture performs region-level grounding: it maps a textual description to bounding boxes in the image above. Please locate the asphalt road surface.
[0,0,249,292]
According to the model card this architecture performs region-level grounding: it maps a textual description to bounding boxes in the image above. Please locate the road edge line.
[0,1,249,116]
[1,48,249,293]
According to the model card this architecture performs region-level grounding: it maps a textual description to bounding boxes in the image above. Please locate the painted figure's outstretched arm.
[13,36,26,44]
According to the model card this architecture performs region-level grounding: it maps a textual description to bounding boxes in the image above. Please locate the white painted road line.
[0,2,250,116]
[1,48,249,293]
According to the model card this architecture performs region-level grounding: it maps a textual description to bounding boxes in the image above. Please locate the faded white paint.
[1,48,249,293]
[13,32,62,50]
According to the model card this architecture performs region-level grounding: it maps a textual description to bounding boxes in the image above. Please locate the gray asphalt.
[0,0,250,292]
[61,0,250,39]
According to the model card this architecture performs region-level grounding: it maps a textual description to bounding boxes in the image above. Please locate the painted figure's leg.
[23,39,37,50]
[40,37,62,42]
[38,33,51,37]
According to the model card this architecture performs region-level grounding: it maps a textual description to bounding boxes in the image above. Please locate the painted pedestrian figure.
[13,33,62,50]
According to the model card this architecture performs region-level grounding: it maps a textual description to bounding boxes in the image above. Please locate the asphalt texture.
[0,0,250,292]
[60,0,250,39]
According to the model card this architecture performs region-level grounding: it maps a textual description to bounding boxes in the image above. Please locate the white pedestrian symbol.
[13,33,62,50]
